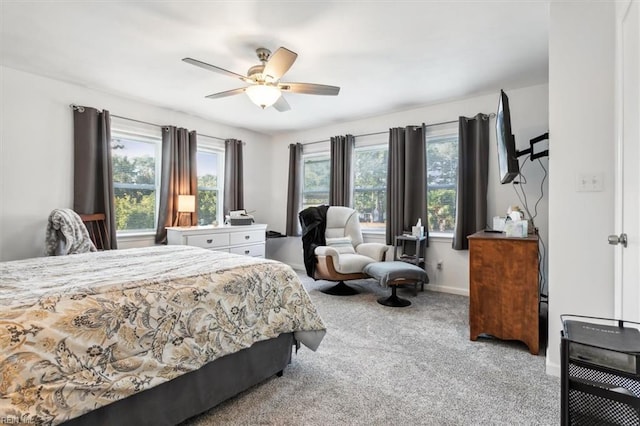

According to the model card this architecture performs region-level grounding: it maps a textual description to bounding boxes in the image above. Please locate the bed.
[0,245,326,425]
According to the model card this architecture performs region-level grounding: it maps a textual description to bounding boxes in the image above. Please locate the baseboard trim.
[546,360,560,377]
[285,263,469,296]
[427,284,469,297]
[288,263,305,272]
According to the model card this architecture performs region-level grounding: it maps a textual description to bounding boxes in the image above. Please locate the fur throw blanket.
[45,209,97,255]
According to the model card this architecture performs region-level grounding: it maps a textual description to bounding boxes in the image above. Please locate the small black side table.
[394,235,427,293]
[394,235,427,265]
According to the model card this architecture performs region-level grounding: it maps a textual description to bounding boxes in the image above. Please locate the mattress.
[0,246,325,424]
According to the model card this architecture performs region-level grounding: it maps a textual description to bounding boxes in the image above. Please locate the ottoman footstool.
[363,261,429,308]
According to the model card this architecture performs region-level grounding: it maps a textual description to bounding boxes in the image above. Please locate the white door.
[614,0,640,321]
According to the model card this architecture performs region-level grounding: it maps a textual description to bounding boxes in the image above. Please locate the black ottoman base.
[377,286,411,307]
[321,281,359,296]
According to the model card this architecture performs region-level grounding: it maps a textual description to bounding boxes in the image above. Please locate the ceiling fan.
[183,47,340,111]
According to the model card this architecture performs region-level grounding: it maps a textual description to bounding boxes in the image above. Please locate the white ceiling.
[0,1,549,136]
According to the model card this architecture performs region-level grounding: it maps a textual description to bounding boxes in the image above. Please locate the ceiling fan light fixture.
[184,46,340,112]
[245,84,281,109]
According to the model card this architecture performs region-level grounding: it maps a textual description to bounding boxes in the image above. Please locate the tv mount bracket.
[516,132,549,160]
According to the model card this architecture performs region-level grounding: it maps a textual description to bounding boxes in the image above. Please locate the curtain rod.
[299,113,495,146]
[69,104,226,141]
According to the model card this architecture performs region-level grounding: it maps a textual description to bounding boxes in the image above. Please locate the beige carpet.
[182,272,560,425]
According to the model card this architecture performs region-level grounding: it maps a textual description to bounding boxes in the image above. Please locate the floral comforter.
[0,246,326,425]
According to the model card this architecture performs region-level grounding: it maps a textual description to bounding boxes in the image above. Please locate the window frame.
[301,151,331,210]
[195,144,225,226]
[110,128,162,236]
[352,140,388,234]
[425,123,459,238]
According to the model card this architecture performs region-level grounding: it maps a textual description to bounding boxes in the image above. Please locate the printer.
[227,210,254,226]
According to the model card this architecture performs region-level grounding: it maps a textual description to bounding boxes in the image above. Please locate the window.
[426,133,458,233]
[111,132,161,233]
[298,128,458,235]
[111,123,224,233]
[302,153,330,210]
[353,145,387,231]
[196,148,223,225]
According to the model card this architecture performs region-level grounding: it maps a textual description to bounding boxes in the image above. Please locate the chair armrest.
[314,246,340,258]
[355,243,389,261]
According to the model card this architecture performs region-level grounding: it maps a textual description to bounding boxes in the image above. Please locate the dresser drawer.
[229,243,265,258]
[229,230,265,246]
[186,233,230,249]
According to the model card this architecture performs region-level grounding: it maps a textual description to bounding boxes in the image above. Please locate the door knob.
[608,233,628,248]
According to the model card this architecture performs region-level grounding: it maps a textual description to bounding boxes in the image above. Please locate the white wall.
[547,2,616,375]
[0,66,272,261]
[267,84,549,296]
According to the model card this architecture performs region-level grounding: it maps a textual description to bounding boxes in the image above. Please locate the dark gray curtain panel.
[73,106,117,249]
[452,114,490,250]
[329,134,354,207]
[224,139,244,215]
[385,125,427,246]
[285,143,303,236]
[155,127,198,244]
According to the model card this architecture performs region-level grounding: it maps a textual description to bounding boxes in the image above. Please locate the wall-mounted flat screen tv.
[496,89,519,184]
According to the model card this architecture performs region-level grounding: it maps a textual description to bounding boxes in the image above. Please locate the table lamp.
[174,194,195,227]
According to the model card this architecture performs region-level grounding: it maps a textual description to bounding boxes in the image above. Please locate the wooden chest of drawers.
[468,231,539,354]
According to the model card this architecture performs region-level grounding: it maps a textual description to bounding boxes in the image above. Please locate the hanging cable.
[512,156,532,225]
[512,154,549,300]
[539,232,548,298]
[532,159,547,223]
[536,158,549,299]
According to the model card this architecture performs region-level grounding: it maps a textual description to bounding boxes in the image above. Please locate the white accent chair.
[314,206,389,295]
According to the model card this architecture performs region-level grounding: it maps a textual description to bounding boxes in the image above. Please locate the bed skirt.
[63,333,295,425]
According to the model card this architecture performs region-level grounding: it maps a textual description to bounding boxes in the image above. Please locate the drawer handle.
[206,239,213,244]
[244,250,250,254]
[244,235,250,240]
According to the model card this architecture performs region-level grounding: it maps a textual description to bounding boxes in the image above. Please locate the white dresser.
[166,224,267,258]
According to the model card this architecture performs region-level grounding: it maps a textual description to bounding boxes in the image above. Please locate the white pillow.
[326,236,355,254]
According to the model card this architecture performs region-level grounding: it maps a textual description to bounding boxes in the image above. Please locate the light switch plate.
[576,173,604,192]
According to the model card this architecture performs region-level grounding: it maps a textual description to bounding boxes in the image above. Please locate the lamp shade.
[245,84,281,109]
[177,195,196,213]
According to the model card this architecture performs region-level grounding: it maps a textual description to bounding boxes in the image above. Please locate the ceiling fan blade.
[273,96,291,112]
[182,57,249,82]
[205,87,246,99]
[279,82,340,96]
[263,47,298,80]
